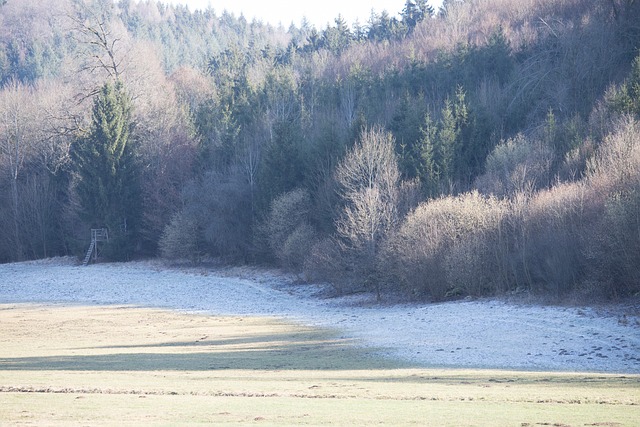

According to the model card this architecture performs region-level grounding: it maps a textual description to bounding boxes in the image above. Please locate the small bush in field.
[384,191,508,300]
[159,212,200,264]
[304,237,353,294]
[281,223,316,271]
[266,188,315,270]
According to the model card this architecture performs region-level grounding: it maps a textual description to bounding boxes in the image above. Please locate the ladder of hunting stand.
[83,228,108,266]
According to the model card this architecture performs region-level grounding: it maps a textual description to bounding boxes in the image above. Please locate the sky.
[162,0,444,29]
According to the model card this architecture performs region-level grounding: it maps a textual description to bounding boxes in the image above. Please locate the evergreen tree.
[72,80,140,260]
[419,112,439,196]
[401,0,434,31]
[608,54,640,118]
[417,89,470,195]
[438,98,458,184]
[352,19,366,42]
[323,15,352,54]
[195,100,241,171]
[452,85,473,180]
[367,10,403,41]
[258,118,304,207]
[390,93,423,179]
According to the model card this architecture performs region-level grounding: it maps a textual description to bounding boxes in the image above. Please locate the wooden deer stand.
[83,228,109,266]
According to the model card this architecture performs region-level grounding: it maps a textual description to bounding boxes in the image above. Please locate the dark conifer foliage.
[72,80,140,260]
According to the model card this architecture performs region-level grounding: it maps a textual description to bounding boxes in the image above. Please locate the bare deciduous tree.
[335,126,400,244]
[69,1,125,81]
[338,77,357,130]
[334,126,401,297]
[0,80,37,259]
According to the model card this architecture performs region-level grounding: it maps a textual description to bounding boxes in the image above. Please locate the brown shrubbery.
[265,188,316,270]
[159,212,200,264]
[476,134,553,197]
[583,118,640,297]
[382,191,508,300]
[379,118,640,301]
[304,115,640,302]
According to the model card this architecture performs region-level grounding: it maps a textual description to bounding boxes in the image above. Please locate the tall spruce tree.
[419,112,440,196]
[72,80,139,260]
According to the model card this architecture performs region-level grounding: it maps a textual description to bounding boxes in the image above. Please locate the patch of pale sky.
[158,0,444,29]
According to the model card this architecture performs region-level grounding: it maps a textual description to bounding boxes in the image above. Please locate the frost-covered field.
[1,257,638,373]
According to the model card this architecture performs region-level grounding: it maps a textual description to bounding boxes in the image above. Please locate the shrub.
[593,189,640,297]
[384,191,509,300]
[281,223,316,270]
[586,117,640,192]
[265,188,315,270]
[159,212,200,263]
[583,118,640,297]
[304,237,354,294]
[477,134,553,197]
[521,182,591,296]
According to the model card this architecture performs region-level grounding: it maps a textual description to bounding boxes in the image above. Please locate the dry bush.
[303,237,352,294]
[265,188,315,270]
[583,118,640,297]
[487,119,640,300]
[384,191,509,300]
[159,212,200,264]
[521,181,591,296]
[476,134,553,197]
[406,0,597,65]
[558,137,596,181]
[281,223,316,271]
[587,117,640,193]
[591,189,640,297]
[501,119,640,299]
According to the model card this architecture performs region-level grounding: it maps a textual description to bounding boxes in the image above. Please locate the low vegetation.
[1,304,638,426]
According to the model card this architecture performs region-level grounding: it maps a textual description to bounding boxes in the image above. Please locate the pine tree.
[609,54,640,117]
[72,80,140,260]
[402,0,434,31]
[419,112,439,196]
[438,98,458,185]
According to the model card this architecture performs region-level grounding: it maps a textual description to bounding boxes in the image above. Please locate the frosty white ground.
[0,257,638,373]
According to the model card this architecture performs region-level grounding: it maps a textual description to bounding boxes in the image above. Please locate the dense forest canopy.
[1,0,640,301]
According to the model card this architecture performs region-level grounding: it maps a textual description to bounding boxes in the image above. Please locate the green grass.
[0,304,638,426]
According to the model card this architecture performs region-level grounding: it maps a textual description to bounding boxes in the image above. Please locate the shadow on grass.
[79,331,336,350]
[0,330,405,371]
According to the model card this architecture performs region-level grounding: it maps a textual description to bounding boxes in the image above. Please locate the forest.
[1,0,639,301]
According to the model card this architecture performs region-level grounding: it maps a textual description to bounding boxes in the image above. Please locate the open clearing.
[1,304,639,426]
[0,258,639,425]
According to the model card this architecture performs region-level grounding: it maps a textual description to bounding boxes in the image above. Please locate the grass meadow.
[0,304,638,426]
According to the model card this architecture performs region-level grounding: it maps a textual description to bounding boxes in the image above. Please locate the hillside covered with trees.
[1,0,639,301]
